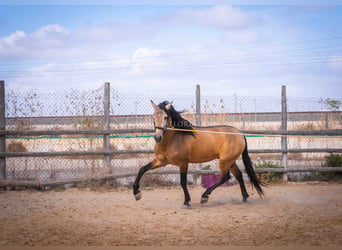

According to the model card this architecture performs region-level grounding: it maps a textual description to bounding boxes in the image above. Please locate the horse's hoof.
[135,191,142,201]
[182,204,191,209]
[201,196,209,204]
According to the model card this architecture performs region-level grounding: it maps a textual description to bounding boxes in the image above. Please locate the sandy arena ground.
[0,182,341,246]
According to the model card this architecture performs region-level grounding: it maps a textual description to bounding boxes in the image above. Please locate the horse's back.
[188,125,245,162]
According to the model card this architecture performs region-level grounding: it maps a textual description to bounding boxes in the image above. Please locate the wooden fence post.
[196,85,201,126]
[194,85,202,184]
[0,81,6,180]
[281,85,288,181]
[103,82,111,173]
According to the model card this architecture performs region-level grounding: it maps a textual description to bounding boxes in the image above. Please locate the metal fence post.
[0,81,6,180]
[103,82,111,173]
[281,85,288,181]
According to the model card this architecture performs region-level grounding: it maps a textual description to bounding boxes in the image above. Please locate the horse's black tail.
[242,136,265,197]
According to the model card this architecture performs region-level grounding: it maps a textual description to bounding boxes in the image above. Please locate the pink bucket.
[201,173,230,188]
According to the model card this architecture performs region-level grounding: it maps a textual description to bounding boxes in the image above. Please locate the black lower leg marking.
[201,171,231,204]
[180,172,191,207]
[234,168,249,202]
[133,162,153,200]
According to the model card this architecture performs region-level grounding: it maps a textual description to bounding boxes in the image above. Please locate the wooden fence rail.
[1,167,342,189]
[2,128,342,136]
[1,148,342,158]
[2,129,341,159]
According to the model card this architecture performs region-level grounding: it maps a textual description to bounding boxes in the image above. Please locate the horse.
[133,100,264,208]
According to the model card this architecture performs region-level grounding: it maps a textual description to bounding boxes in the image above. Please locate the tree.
[320,98,341,111]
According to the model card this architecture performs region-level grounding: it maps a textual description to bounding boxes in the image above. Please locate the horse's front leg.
[180,166,191,208]
[133,162,153,200]
[133,159,165,201]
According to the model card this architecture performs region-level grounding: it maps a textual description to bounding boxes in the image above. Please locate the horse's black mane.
[158,101,194,134]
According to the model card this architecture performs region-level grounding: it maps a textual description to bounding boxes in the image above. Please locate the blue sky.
[1,1,342,99]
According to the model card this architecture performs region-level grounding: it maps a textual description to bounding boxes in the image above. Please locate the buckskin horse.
[133,101,264,208]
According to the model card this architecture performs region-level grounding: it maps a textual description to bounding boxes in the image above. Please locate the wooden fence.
[0,81,341,188]
[1,127,341,188]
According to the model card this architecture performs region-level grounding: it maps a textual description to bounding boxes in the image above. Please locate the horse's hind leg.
[201,161,232,204]
[180,166,191,208]
[230,162,249,202]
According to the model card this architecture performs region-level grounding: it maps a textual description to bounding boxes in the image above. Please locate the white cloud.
[1,30,26,46]
[0,24,71,59]
[73,24,117,43]
[0,5,258,61]
[0,21,160,61]
[32,24,69,39]
[175,5,252,29]
[167,5,264,45]
[1,5,340,100]
[132,47,163,74]
[223,29,262,44]
[0,30,27,58]
[29,24,70,48]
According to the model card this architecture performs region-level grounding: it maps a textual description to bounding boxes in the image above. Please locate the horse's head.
[151,100,171,142]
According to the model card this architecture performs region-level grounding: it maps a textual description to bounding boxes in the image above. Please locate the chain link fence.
[4,84,342,187]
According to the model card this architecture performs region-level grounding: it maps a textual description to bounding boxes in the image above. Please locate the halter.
[153,119,168,133]
[155,126,168,132]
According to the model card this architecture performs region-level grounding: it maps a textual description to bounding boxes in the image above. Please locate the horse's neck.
[167,117,173,127]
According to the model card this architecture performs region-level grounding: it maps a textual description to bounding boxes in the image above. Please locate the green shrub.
[202,165,212,170]
[321,154,342,181]
[324,154,342,168]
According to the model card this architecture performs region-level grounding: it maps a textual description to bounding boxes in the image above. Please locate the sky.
[1,1,342,99]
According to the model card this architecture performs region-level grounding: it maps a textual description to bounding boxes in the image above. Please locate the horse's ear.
[165,101,173,110]
[151,100,158,110]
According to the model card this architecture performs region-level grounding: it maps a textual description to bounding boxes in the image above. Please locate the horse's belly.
[189,155,217,163]
[188,146,218,163]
